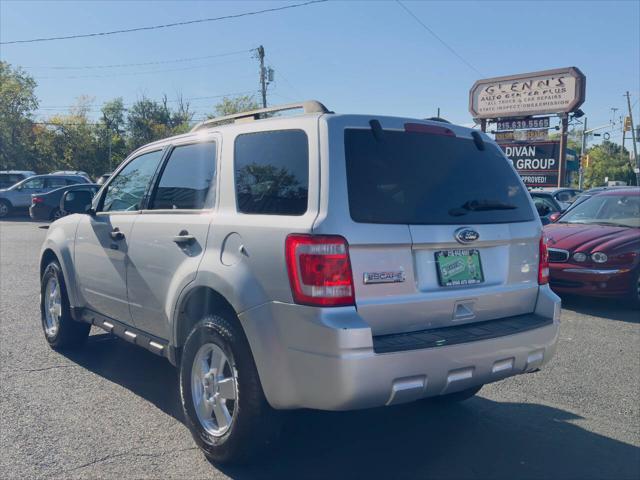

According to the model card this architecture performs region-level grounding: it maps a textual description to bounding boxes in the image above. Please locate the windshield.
[344,128,534,224]
[559,194,640,228]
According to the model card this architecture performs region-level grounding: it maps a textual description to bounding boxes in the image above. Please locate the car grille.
[548,248,569,263]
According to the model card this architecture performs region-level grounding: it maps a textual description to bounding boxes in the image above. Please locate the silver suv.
[39,101,560,463]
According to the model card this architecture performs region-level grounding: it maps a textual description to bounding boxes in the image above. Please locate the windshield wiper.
[449,199,517,216]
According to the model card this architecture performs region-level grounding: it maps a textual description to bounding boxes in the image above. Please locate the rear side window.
[150,142,216,210]
[344,128,534,224]
[234,130,308,215]
[46,177,68,188]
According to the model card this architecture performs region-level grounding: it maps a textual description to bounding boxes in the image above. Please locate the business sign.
[496,117,550,131]
[495,129,548,142]
[499,141,560,187]
[470,67,586,119]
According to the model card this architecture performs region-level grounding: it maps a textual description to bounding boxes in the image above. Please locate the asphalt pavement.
[1,218,639,479]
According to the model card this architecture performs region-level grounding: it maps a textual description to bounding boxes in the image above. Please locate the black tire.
[179,314,280,464]
[0,199,11,218]
[49,208,63,221]
[40,261,90,349]
[628,269,640,310]
[432,385,483,403]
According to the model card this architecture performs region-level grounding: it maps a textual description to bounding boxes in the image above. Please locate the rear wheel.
[40,261,90,349]
[0,199,11,218]
[629,269,640,309]
[50,208,65,221]
[179,314,280,464]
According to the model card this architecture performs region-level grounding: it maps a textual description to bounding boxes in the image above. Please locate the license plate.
[435,249,484,287]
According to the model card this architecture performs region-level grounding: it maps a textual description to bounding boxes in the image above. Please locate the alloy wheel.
[191,343,237,437]
[44,276,61,337]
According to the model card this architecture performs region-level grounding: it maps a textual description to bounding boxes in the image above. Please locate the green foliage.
[0,62,200,178]
[212,95,259,118]
[0,62,38,170]
[583,141,635,188]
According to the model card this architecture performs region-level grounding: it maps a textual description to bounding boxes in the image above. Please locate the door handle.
[110,228,125,240]
[173,230,195,245]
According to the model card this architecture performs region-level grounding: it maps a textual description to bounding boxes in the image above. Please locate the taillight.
[32,197,43,204]
[538,236,550,285]
[285,234,355,307]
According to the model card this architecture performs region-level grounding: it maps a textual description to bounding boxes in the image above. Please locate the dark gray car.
[0,174,88,218]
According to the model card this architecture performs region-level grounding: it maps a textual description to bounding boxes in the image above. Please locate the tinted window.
[46,177,68,189]
[344,129,534,224]
[234,130,308,215]
[150,142,216,210]
[102,150,163,212]
[20,177,45,189]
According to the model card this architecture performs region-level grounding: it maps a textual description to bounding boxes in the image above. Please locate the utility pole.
[625,91,639,186]
[579,117,587,189]
[558,113,569,187]
[258,45,267,108]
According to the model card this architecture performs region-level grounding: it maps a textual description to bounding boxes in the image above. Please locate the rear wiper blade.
[448,200,517,217]
[462,199,517,211]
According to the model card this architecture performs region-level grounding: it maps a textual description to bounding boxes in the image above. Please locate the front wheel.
[179,314,280,464]
[40,261,90,349]
[628,269,640,309]
[0,199,11,218]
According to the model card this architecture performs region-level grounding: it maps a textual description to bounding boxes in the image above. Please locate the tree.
[583,141,635,188]
[0,62,38,170]
[211,95,259,118]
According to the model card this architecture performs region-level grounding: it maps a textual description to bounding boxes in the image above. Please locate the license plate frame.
[435,249,484,287]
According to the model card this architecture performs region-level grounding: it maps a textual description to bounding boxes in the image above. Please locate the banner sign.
[499,141,560,187]
[470,67,586,119]
[495,129,549,142]
[496,117,550,131]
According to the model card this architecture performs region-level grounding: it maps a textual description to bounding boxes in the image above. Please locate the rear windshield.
[344,128,534,224]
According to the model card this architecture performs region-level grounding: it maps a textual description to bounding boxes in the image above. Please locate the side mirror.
[549,212,561,223]
[62,189,94,215]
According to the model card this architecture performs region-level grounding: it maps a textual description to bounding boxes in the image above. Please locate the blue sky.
[1,0,639,146]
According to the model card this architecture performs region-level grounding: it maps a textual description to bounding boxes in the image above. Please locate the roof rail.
[190,100,331,132]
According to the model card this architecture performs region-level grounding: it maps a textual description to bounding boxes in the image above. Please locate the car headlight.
[591,252,608,263]
[573,252,587,262]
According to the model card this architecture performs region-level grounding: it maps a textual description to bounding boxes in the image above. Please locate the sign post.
[558,113,569,188]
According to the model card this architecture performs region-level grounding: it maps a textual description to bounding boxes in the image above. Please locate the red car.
[543,187,640,307]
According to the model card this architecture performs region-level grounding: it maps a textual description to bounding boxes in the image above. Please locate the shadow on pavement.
[561,294,639,324]
[61,332,640,480]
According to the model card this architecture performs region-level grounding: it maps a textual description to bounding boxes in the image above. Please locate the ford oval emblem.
[455,227,480,244]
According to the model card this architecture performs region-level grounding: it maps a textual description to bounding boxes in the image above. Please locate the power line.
[32,58,254,80]
[395,0,483,77]
[1,0,327,45]
[22,49,255,70]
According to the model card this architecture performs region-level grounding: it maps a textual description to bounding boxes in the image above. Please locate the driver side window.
[21,178,45,190]
[101,150,163,212]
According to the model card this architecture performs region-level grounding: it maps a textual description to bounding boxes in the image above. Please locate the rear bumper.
[29,204,50,220]
[549,263,636,297]
[239,286,561,411]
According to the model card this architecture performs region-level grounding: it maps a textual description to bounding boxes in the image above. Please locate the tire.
[432,385,483,403]
[179,314,280,464]
[50,208,65,221]
[40,260,90,349]
[628,269,640,309]
[0,199,11,218]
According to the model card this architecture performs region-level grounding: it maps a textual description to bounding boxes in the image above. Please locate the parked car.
[51,170,92,182]
[544,187,640,307]
[30,183,99,221]
[96,172,111,185]
[553,186,630,221]
[530,191,564,224]
[532,187,582,210]
[0,174,89,218]
[0,170,36,189]
[39,101,560,463]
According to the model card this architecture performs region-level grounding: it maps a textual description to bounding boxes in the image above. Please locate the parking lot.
[0,218,638,479]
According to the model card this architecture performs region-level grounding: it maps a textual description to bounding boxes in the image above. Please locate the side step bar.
[76,308,176,364]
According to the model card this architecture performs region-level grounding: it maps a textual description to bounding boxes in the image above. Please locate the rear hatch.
[319,116,541,336]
